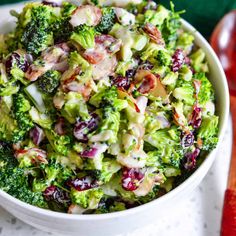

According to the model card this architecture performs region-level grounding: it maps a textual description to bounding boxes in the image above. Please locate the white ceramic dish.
[0,3,229,236]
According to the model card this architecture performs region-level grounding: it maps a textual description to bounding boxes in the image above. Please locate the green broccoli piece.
[95,7,116,34]
[194,72,214,106]
[89,87,118,107]
[144,126,183,167]
[0,79,19,96]
[0,151,48,208]
[91,159,121,183]
[33,159,74,192]
[71,25,96,49]
[0,97,19,142]
[70,187,104,209]
[197,115,219,151]
[61,2,77,17]
[61,91,90,123]
[176,32,194,53]
[20,5,55,55]
[12,93,34,142]
[173,80,195,106]
[45,130,71,156]
[190,49,209,73]
[160,2,183,49]
[141,42,162,61]
[156,50,172,66]
[68,51,92,80]
[29,107,53,129]
[143,6,169,26]
[37,70,61,94]
[89,87,127,110]
[52,17,73,43]
[89,87,127,144]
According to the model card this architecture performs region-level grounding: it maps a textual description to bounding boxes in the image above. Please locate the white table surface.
[0,3,232,236]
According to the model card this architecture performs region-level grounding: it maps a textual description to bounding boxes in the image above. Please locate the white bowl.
[0,4,229,236]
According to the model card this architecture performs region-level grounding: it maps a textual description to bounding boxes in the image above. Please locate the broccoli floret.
[89,87,118,107]
[173,80,195,106]
[61,91,90,123]
[33,159,74,192]
[29,107,53,129]
[197,115,219,151]
[13,93,33,129]
[68,51,92,79]
[156,50,172,66]
[95,7,116,34]
[143,6,169,26]
[37,70,61,94]
[160,3,183,49]
[70,187,104,209]
[176,32,194,53]
[89,87,127,144]
[141,42,162,61]
[61,2,77,17]
[0,79,19,96]
[144,126,183,167]
[194,72,214,106]
[12,93,34,142]
[0,152,48,208]
[20,5,55,55]
[90,159,121,183]
[190,49,209,73]
[71,25,96,49]
[45,130,71,156]
[52,18,73,43]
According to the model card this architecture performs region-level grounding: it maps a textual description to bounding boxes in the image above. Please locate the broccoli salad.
[0,0,219,214]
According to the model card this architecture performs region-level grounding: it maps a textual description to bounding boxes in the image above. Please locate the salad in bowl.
[0,0,219,215]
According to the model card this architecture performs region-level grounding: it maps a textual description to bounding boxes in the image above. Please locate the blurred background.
[0,0,235,38]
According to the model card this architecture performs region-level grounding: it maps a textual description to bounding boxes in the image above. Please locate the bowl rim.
[0,17,230,220]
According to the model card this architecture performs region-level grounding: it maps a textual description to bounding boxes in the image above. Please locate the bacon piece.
[143,23,165,46]
[83,35,121,64]
[25,43,70,81]
[15,148,48,165]
[135,70,167,97]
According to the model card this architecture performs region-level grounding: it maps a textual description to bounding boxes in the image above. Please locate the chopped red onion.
[29,126,45,146]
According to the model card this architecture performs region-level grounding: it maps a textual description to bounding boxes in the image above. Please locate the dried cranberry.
[138,74,156,94]
[138,60,153,71]
[181,131,194,148]
[190,106,202,129]
[29,126,45,146]
[5,52,30,74]
[55,117,66,136]
[80,147,98,158]
[184,148,200,170]
[87,113,100,131]
[73,113,100,142]
[122,168,145,191]
[126,69,136,78]
[172,49,185,72]
[43,186,70,205]
[111,76,130,90]
[67,176,98,191]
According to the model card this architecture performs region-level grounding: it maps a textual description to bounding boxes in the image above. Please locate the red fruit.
[67,176,98,191]
[111,76,130,90]
[122,168,145,191]
[172,49,185,72]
